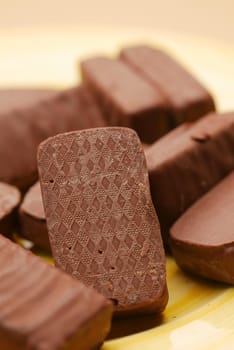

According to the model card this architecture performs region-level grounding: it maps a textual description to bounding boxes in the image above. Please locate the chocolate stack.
[2,41,234,349]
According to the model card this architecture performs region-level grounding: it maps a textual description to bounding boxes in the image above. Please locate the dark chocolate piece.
[0,182,21,235]
[170,171,234,284]
[38,127,168,316]
[120,45,215,125]
[81,57,169,143]
[19,182,49,251]
[0,88,57,114]
[145,112,234,245]
[0,85,105,190]
[0,235,112,350]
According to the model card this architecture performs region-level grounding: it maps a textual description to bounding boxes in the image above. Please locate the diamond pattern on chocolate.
[95,138,104,150]
[70,139,79,154]
[83,139,91,152]
[113,174,122,188]
[107,136,116,150]
[99,237,107,251]
[112,236,120,250]
[74,240,83,254]
[71,221,80,233]
[87,159,94,171]
[117,194,125,207]
[124,234,133,249]
[102,177,110,190]
[38,127,166,312]
[55,203,64,217]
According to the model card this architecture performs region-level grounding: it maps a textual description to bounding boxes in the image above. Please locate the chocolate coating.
[0,88,57,114]
[0,182,21,235]
[81,57,170,143]
[146,122,191,155]
[120,45,215,125]
[0,234,112,350]
[145,112,234,245]
[170,171,234,284]
[19,182,49,251]
[38,127,168,316]
[0,85,105,191]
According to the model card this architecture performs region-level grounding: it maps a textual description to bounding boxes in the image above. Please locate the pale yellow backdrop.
[0,0,234,112]
[0,0,234,42]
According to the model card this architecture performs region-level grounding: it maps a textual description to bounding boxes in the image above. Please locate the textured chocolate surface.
[0,182,21,235]
[81,57,169,143]
[38,127,168,315]
[0,234,112,350]
[120,45,215,125]
[146,112,234,245]
[0,88,57,114]
[0,85,105,190]
[170,172,234,284]
[19,182,49,251]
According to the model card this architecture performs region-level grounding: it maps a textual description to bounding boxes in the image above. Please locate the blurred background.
[1,0,233,42]
[0,0,234,109]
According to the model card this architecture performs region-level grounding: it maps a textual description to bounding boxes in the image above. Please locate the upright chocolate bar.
[0,85,105,190]
[81,57,169,143]
[170,171,234,284]
[0,182,21,235]
[120,45,215,125]
[38,127,168,316]
[19,182,49,251]
[145,112,234,245]
[0,235,112,350]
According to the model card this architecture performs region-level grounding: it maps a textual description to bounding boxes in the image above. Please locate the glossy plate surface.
[3,28,234,349]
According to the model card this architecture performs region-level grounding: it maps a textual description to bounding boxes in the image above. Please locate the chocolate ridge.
[120,45,215,125]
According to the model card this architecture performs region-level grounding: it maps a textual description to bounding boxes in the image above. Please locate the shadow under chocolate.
[107,312,164,340]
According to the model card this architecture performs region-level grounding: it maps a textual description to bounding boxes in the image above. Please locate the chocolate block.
[0,182,21,235]
[0,88,57,114]
[19,182,49,251]
[170,171,234,284]
[0,235,112,350]
[146,122,191,158]
[120,45,215,125]
[81,57,169,143]
[38,127,168,316]
[145,112,234,245]
[0,85,105,190]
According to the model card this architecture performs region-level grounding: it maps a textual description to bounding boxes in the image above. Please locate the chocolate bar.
[0,182,21,235]
[0,235,112,350]
[19,182,49,251]
[38,127,168,316]
[0,85,105,190]
[146,122,191,157]
[81,57,170,143]
[170,171,234,284]
[0,88,57,114]
[145,113,234,245]
[120,45,215,125]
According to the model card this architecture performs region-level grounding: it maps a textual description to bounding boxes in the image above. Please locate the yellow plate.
[3,28,234,349]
